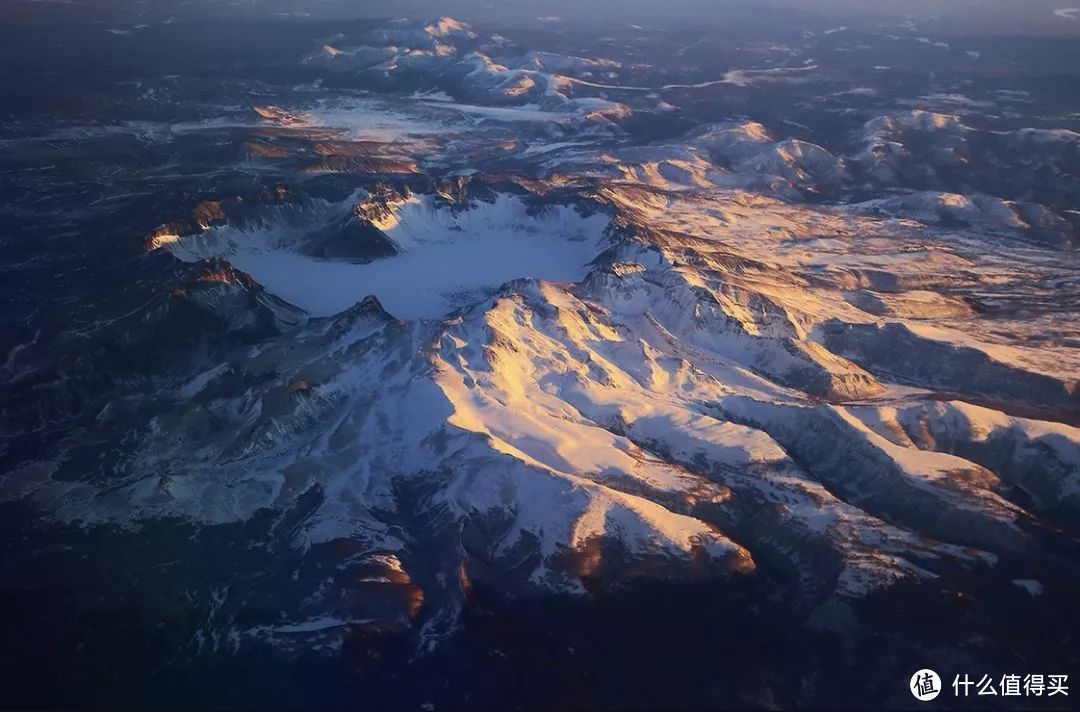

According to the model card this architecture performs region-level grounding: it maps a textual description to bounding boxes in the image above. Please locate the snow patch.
[1012,579,1044,597]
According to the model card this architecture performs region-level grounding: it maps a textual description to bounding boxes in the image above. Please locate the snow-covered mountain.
[2,14,1079,709]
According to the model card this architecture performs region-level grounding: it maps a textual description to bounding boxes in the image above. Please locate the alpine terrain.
[1,10,1079,710]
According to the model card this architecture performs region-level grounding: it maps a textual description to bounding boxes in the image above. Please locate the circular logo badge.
[910,669,942,702]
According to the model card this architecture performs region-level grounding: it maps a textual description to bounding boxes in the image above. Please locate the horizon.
[5,0,1080,36]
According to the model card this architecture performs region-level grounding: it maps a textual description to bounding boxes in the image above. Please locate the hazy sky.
[5,0,1080,35]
